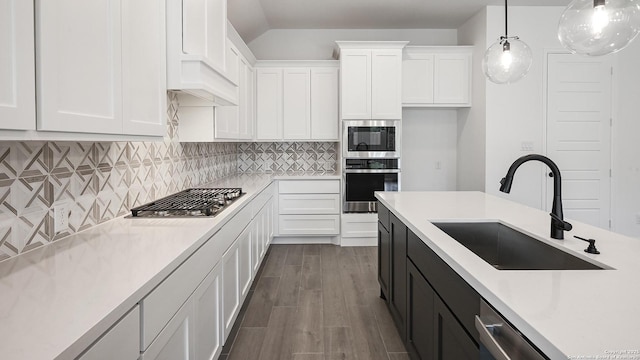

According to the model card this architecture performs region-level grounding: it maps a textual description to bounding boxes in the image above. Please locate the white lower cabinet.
[222,239,240,339]
[276,180,340,237]
[193,264,223,360]
[78,306,140,360]
[238,225,252,300]
[141,296,193,360]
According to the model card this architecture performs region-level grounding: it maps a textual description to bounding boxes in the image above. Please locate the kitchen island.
[376,191,640,359]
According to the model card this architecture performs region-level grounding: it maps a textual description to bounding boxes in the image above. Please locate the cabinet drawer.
[407,229,480,343]
[141,204,252,350]
[278,180,340,194]
[279,194,340,214]
[79,306,140,360]
[278,215,340,235]
[252,183,274,218]
[341,213,377,238]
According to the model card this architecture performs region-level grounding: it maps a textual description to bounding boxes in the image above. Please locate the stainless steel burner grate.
[130,188,243,217]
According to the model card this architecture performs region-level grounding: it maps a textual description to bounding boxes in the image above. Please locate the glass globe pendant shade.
[482,37,533,84]
[558,0,640,56]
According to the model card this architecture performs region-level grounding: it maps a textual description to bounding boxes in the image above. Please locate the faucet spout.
[499,154,572,239]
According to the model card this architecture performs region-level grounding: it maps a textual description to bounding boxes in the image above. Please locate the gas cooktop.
[130,188,243,218]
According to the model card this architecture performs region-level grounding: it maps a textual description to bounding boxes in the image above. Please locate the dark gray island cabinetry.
[378,202,479,360]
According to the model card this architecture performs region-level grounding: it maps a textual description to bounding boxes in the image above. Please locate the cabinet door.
[225,41,240,85]
[251,211,262,276]
[121,0,167,136]
[310,68,339,140]
[79,306,140,360]
[0,0,35,130]
[402,55,435,104]
[261,204,270,254]
[434,296,479,360]
[389,213,407,340]
[283,68,311,140]
[182,0,226,73]
[378,221,391,300]
[238,224,253,300]
[266,198,274,245]
[256,68,283,139]
[193,264,223,360]
[37,0,123,134]
[406,260,435,360]
[142,298,193,360]
[238,58,254,139]
[434,54,471,105]
[340,49,371,119]
[215,104,239,139]
[371,49,402,120]
[222,239,240,339]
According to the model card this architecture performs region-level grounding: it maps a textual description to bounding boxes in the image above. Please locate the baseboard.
[340,237,377,247]
[271,236,339,245]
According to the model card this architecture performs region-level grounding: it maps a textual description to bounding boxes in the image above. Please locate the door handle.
[475,315,511,360]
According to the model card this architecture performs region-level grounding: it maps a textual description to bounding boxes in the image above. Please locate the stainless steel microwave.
[343,120,401,158]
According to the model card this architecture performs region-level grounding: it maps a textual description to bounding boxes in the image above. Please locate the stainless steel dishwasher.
[475,300,547,360]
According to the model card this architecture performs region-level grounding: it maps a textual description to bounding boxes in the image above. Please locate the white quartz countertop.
[376,191,640,360]
[0,172,339,360]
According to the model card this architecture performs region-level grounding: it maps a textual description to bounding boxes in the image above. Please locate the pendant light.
[558,0,640,56]
[482,0,533,84]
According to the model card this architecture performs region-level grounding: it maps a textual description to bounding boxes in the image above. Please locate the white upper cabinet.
[36,0,166,137]
[337,42,407,120]
[121,0,167,136]
[310,68,339,140]
[0,0,35,131]
[402,47,472,107]
[256,67,283,140]
[256,62,339,141]
[167,0,237,105]
[283,68,311,139]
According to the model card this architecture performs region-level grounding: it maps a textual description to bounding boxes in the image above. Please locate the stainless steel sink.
[432,222,604,270]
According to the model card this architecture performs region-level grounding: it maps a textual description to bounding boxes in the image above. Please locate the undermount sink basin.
[432,222,604,270]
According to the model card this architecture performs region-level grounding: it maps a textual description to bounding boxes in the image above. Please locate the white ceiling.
[228,0,572,43]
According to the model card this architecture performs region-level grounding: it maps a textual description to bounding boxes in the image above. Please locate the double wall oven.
[342,120,401,213]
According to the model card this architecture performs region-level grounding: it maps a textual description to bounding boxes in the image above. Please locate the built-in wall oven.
[343,120,400,158]
[343,158,400,213]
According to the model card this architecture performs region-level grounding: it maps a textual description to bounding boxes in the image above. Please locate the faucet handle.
[549,212,573,231]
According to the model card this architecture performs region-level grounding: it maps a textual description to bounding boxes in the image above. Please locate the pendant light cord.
[504,0,508,39]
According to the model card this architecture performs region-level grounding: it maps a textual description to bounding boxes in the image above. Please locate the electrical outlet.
[54,204,69,233]
[435,161,442,170]
[636,213,640,225]
[520,141,534,152]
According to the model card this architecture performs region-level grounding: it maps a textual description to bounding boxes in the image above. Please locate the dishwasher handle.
[475,315,511,360]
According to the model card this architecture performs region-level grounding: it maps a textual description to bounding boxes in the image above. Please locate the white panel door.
[283,68,311,140]
[402,55,435,104]
[340,50,371,119]
[242,65,255,140]
[238,58,254,139]
[251,210,263,276]
[222,239,240,339]
[121,0,167,136]
[434,53,470,104]
[0,0,35,130]
[237,225,252,300]
[256,68,283,139]
[371,49,402,120]
[37,0,122,134]
[193,264,222,360]
[311,67,339,140]
[182,0,226,73]
[141,299,193,360]
[546,53,612,229]
[215,105,239,139]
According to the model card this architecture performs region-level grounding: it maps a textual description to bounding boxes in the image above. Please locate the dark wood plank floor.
[220,244,409,360]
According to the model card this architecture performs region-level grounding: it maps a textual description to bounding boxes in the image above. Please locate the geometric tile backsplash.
[0,92,339,261]
[237,142,338,174]
[0,93,238,260]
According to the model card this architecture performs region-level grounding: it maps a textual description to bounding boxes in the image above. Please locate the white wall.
[248,29,458,60]
[401,109,457,191]
[484,6,565,209]
[456,8,487,191]
[612,39,640,237]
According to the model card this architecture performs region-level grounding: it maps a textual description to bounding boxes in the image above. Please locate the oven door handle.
[344,169,400,174]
